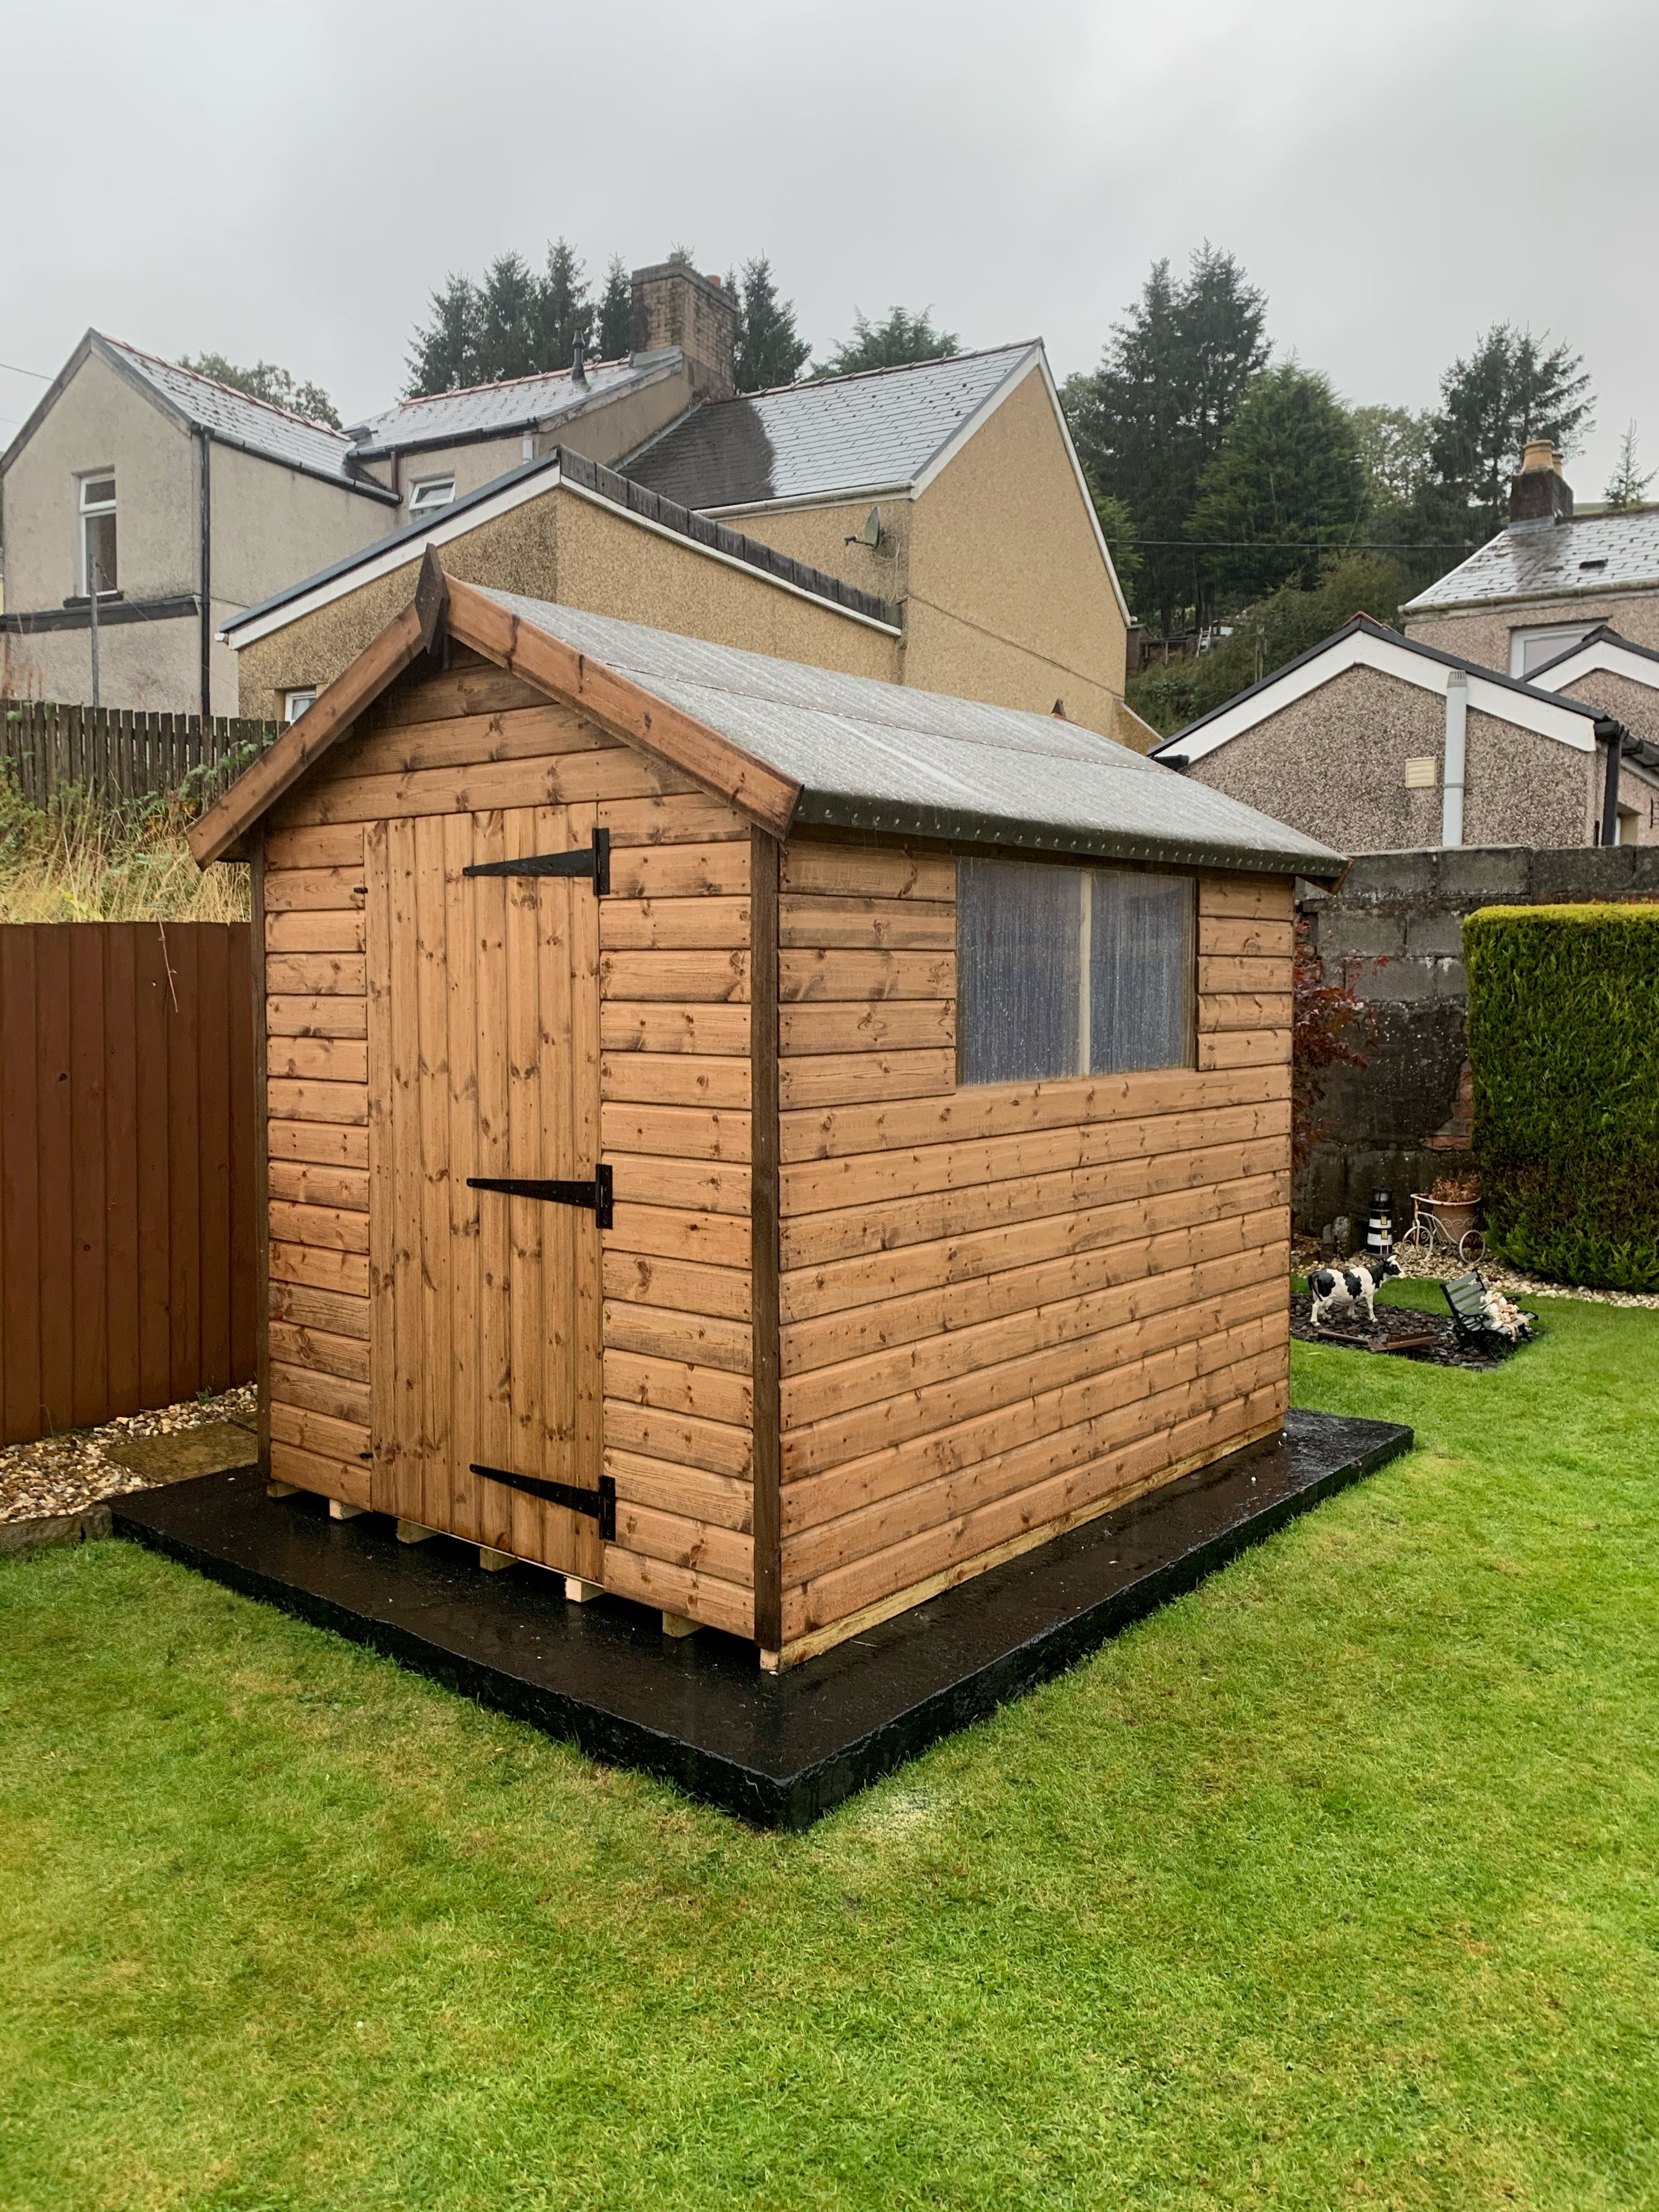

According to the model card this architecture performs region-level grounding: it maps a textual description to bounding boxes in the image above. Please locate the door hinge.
[466,1163,613,1229]
[463,825,610,894]
[470,1464,616,1542]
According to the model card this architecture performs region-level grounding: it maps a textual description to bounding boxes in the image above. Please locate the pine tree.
[814,307,960,379]
[1063,245,1268,635]
[476,252,541,383]
[405,274,483,397]
[1187,365,1368,603]
[734,256,811,392]
[596,257,633,359]
[538,237,592,370]
[1604,420,1654,510]
[1430,324,1594,537]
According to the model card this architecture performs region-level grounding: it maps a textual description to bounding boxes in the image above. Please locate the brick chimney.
[1509,437,1574,528]
[630,261,738,400]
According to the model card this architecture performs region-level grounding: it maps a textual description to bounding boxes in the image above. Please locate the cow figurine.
[1309,1255,1402,1331]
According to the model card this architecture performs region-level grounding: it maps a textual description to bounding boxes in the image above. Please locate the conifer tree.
[596,257,633,359]
[734,256,811,391]
[1604,421,1654,510]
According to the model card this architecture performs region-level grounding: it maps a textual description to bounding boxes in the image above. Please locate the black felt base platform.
[111,1408,1411,1828]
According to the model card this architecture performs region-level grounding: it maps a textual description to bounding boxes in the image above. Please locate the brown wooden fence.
[0,922,256,1446]
[1,698,278,807]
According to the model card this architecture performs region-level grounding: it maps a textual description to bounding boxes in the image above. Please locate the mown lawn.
[3,1283,1656,2211]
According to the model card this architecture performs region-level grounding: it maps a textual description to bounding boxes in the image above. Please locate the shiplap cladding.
[772,843,1293,1660]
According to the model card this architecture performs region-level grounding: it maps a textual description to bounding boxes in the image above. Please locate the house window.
[957,856,1195,1086]
[78,473,117,595]
[284,688,317,723]
[1511,623,1593,679]
[408,477,455,517]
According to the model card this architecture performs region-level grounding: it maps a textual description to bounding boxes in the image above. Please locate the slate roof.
[352,355,666,457]
[620,344,1039,510]
[1404,509,1659,612]
[95,336,385,496]
[478,586,1346,880]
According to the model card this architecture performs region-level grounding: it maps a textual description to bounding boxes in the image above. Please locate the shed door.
[366,805,604,1581]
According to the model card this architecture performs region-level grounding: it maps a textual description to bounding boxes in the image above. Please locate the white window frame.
[284,687,318,723]
[1510,623,1594,679]
[77,471,117,596]
[407,476,456,517]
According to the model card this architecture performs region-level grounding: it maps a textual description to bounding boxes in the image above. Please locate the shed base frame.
[109,1409,1410,1829]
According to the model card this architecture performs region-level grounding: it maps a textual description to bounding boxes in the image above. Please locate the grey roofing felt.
[479,586,1345,880]
[98,336,379,494]
[1404,509,1659,611]
[353,356,659,456]
[620,345,1039,510]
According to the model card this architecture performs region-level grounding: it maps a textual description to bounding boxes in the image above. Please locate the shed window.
[78,473,117,595]
[957,857,1195,1085]
[408,476,455,516]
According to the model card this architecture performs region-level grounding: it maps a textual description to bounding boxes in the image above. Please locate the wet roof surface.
[354,357,655,455]
[620,345,1037,510]
[1406,510,1659,610]
[481,586,1346,878]
[101,336,367,489]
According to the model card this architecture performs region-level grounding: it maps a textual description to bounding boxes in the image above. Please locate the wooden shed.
[190,553,1345,1671]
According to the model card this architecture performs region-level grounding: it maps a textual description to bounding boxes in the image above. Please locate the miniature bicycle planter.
[1400,1191,1486,1264]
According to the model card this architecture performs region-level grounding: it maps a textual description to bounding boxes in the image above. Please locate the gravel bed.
[1292,1238,1659,1312]
[0,1385,257,1525]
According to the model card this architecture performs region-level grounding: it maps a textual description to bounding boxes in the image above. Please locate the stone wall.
[1295,843,1659,1233]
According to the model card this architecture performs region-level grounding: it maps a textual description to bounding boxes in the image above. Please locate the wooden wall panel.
[0,922,256,1446]
[770,842,1295,1666]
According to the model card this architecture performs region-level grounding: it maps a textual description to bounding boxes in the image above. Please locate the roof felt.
[620,345,1038,510]
[478,586,1346,879]
[1404,509,1659,612]
[353,356,658,456]
[98,336,373,493]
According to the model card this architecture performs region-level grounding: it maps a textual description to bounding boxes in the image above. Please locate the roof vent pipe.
[1442,669,1467,848]
[571,338,587,387]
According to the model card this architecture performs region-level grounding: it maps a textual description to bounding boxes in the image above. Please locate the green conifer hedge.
[1465,903,1659,1290]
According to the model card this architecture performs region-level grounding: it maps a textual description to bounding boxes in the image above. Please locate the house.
[219,307,1141,748]
[1150,617,1659,851]
[185,551,1340,1668]
[0,263,735,717]
[0,334,400,715]
[1403,440,1659,676]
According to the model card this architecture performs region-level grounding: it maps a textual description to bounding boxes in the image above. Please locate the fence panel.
[0,921,257,1444]
[0,697,276,807]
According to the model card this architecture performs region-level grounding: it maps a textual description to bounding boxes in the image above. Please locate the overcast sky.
[5,0,1653,496]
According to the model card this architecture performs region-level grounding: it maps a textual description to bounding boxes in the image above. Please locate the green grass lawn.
[4,1284,1657,2211]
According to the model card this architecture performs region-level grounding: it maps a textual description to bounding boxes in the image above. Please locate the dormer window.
[408,477,455,517]
[78,473,117,594]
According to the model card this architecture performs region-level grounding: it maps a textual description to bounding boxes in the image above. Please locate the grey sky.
[5,0,1654,502]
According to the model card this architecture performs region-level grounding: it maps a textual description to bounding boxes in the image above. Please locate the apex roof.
[620,343,1042,511]
[192,559,1345,883]
[1404,507,1659,613]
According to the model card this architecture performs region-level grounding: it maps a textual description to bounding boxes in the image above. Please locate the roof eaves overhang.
[1404,572,1659,617]
[791,789,1345,885]
[697,479,918,521]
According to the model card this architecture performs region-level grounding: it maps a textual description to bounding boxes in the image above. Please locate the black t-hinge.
[470,1464,617,1542]
[466,1164,613,1228]
[462,825,610,894]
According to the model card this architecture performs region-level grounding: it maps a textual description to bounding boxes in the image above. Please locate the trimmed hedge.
[1465,903,1659,1290]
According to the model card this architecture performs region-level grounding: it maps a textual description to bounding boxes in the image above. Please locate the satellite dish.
[846,504,884,549]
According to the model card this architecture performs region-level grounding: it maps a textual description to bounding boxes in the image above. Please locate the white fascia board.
[1527,637,1659,695]
[555,475,901,636]
[223,461,902,651]
[1169,631,1596,764]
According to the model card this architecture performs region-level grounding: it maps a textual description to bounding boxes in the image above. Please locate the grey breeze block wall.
[1295,842,1659,1237]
